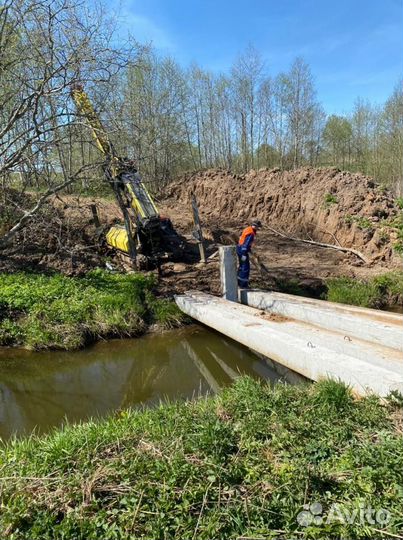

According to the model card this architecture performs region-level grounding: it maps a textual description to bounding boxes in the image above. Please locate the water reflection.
[0,326,281,440]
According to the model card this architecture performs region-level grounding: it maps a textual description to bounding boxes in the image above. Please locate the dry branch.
[265,225,369,263]
[0,164,94,248]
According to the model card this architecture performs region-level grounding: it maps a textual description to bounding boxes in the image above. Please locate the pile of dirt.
[164,167,401,262]
[0,193,120,275]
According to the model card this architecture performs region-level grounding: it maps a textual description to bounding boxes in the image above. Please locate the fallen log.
[265,225,369,264]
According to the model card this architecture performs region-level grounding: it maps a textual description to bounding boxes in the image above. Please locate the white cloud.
[112,1,175,51]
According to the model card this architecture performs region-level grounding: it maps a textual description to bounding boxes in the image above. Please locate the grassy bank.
[325,271,403,308]
[0,377,402,539]
[0,270,185,350]
[275,271,403,309]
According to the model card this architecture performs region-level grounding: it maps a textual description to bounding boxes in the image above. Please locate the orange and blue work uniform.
[236,226,256,288]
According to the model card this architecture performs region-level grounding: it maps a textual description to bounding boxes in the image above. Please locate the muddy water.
[0,326,283,441]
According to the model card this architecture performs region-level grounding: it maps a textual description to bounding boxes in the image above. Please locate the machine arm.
[71,84,116,161]
[71,84,159,222]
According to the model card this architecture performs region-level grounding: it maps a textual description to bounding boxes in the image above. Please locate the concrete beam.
[241,290,403,352]
[219,246,238,302]
[175,292,403,397]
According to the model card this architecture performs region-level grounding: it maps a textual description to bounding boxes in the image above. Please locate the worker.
[236,220,262,288]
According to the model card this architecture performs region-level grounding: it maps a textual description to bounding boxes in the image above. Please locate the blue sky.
[108,0,402,114]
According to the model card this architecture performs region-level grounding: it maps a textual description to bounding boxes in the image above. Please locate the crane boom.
[71,85,116,162]
[71,84,183,265]
[71,84,159,221]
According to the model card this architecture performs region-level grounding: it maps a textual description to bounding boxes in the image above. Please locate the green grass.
[343,214,374,230]
[323,193,338,207]
[0,377,401,539]
[380,212,403,254]
[325,271,403,308]
[0,270,185,350]
[393,218,403,254]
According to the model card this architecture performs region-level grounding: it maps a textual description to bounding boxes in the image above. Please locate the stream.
[0,326,285,441]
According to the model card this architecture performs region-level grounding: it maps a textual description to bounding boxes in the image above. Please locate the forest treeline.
[115,49,402,193]
[1,0,402,228]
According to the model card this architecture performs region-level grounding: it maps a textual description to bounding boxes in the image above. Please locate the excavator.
[71,84,183,268]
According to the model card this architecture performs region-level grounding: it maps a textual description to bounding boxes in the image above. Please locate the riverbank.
[1,269,402,350]
[0,270,185,350]
[1,377,402,539]
[272,270,403,309]
[325,271,403,308]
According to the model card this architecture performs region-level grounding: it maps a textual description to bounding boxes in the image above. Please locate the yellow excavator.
[71,84,182,267]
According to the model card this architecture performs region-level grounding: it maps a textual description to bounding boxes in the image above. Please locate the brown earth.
[0,193,116,275]
[164,166,401,262]
[0,167,401,299]
[159,166,402,296]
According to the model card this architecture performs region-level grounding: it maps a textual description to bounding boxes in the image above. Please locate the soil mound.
[165,167,401,262]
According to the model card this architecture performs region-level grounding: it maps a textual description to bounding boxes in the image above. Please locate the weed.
[354,216,374,230]
[314,379,353,411]
[324,192,338,206]
[0,270,186,349]
[145,291,188,328]
[325,271,403,308]
[387,390,403,409]
[378,228,390,243]
[373,272,403,296]
[396,197,403,210]
[344,215,374,230]
[0,377,401,539]
[344,214,354,225]
[379,213,403,255]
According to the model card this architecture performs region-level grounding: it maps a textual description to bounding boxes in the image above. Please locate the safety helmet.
[251,219,262,229]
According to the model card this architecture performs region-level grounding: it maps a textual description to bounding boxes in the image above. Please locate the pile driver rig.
[71,84,182,268]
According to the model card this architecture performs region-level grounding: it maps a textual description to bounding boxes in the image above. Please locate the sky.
[107,0,403,114]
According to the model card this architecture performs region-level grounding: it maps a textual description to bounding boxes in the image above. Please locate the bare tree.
[0,0,134,245]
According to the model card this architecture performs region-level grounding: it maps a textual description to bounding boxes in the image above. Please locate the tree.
[0,0,135,245]
[281,58,320,169]
[231,45,264,171]
[323,115,352,167]
[116,49,189,188]
[379,83,403,193]
[255,143,280,168]
[350,99,375,173]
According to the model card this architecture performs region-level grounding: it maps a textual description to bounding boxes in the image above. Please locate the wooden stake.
[90,204,101,228]
[191,193,206,263]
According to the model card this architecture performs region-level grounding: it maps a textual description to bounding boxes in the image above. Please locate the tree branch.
[0,165,94,248]
[264,225,369,263]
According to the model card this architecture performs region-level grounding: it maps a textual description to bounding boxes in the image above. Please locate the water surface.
[0,326,281,440]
